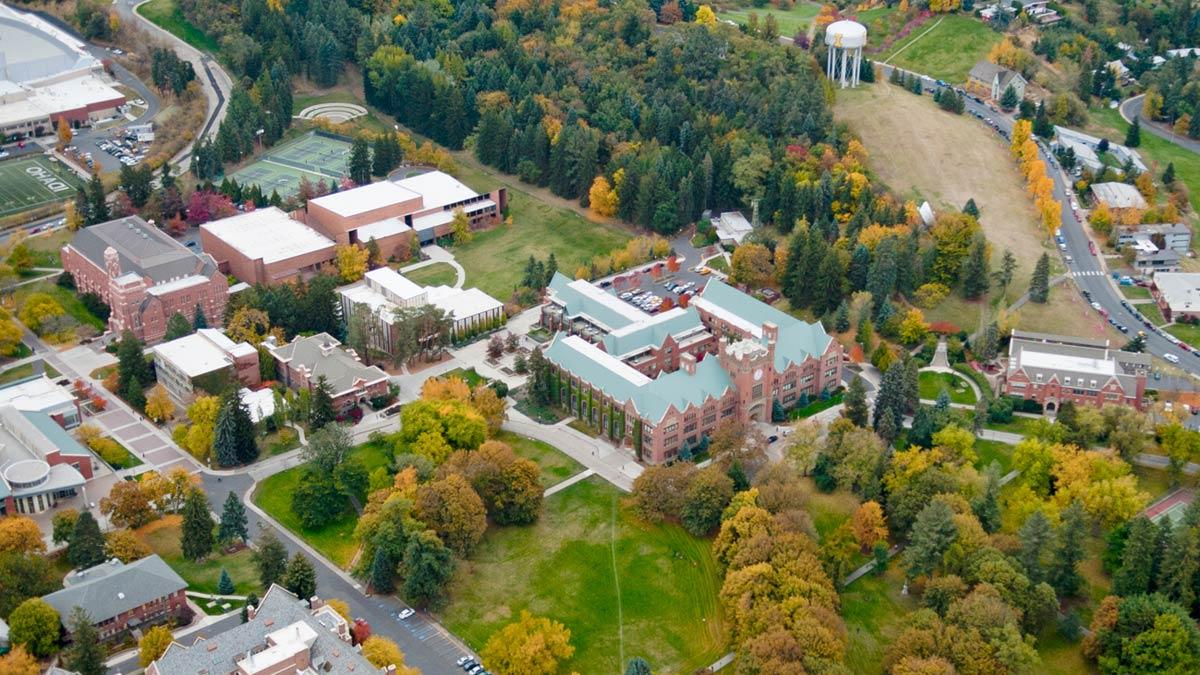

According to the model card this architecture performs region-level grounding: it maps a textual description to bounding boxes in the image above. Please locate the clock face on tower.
[754,368,763,381]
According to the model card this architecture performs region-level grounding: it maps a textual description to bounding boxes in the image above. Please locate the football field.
[0,156,83,217]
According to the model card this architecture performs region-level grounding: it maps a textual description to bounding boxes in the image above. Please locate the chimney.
[680,352,697,376]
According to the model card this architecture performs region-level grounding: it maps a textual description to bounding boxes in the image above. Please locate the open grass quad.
[402,262,459,287]
[438,476,727,674]
[1088,106,1200,214]
[878,15,1001,83]
[135,515,260,595]
[718,2,820,37]
[918,370,977,405]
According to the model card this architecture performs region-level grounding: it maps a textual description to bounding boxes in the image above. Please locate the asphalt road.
[1120,95,1200,155]
[875,64,1200,378]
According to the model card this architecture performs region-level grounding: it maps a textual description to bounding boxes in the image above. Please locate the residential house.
[1003,330,1150,411]
[200,207,337,285]
[61,216,228,343]
[42,555,188,640]
[151,329,261,403]
[966,60,1027,101]
[267,333,389,412]
[146,585,392,675]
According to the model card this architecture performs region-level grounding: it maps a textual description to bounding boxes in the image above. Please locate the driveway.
[1120,95,1200,155]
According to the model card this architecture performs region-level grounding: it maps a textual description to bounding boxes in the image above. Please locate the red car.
[1088,241,1098,255]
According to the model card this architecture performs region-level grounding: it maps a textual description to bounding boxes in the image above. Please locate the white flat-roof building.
[200,207,337,285]
[338,267,505,355]
[151,329,260,403]
[1054,126,1148,175]
[714,211,754,246]
[1152,272,1200,323]
[0,375,79,427]
[1091,182,1148,211]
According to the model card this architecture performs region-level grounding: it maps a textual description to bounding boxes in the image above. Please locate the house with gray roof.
[147,584,391,675]
[1115,222,1191,254]
[540,278,841,464]
[61,216,229,343]
[42,555,188,639]
[267,333,389,413]
[1003,330,1150,412]
[967,59,1027,101]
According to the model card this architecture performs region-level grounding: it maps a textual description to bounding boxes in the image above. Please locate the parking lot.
[599,257,726,315]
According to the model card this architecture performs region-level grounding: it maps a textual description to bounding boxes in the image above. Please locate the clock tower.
[718,322,778,423]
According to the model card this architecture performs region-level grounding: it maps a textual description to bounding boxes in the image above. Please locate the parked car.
[1166,354,1181,364]
[398,608,414,619]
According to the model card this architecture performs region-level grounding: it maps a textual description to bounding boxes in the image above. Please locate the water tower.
[825,20,867,89]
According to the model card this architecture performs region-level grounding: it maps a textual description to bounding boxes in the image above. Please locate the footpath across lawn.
[880,15,1001,83]
[439,475,726,674]
[253,439,392,569]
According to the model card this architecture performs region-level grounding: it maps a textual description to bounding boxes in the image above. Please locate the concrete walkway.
[400,245,466,289]
[544,469,597,496]
[503,409,642,492]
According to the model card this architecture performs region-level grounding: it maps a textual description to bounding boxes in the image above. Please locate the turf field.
[0,157,82,217]
[230,131,351,197]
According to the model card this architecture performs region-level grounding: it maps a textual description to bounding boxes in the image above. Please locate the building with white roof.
[1152,272,1200,323]
[200,207,337,285]
[338,267,504,356]
[151,329,260,403]
[304,170,507,259]
[0,374,80,427]
[1004,330,1149,411]
[1091,181,1148,212]
[240,387,276,424]
[0,3,125,138]
[713,211,754,246]
[1053,126,1148,175]
[0,404,94,515]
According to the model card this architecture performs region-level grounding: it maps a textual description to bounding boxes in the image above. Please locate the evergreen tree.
[348,136,372,185]
[963,198,980,218]
[961,233,991,299]
[219,491,248,544]
[1000,84,1019,110]
[1033,100,1054,138]
[309,376,336,430]
[164,312,193,341]
[973,463,1003,533]
[86,172,109,225]
[872,362,905,434]
[904,501,957,580]
[1030,253,1051,304]
[282,553,317,600]
[834,300,851,332]
[254,531,289,587]
[625,658,652,675]
[1125,116,1141,147]
[181,488,215,562]
[1163,162,1176,184]
[844,376,869,427]
[116,330,151,395]
[1019,511,1053,583]
[371,548,395,593]
[218,568,235,595]
[902,357,921,414]
[994,249,1017,294]
[64,608,105,675]
[848,244,870,292]
[193,303,209,330]
[69,510,106,569]
[727,462,750,492]
[1050,501,1087,598]
[1113,516,1159,596]
[1159,519,1200,609]
[213,388,258,467]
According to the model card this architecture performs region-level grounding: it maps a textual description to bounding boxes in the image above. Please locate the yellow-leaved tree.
[450,208,473,245]
[695,4,717,26]
[481,610,575,675]
[336,243,370,282]
[361,636,420,674]
[139,625,174,667]
[0,515,45,554]
[587,175,618,217]
[144,384,176,423]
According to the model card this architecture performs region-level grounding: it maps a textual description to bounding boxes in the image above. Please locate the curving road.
[1120,95,1200,155]
[873,64,1200,377]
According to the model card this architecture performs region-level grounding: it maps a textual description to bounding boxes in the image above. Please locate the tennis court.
[1146,488,1194,525]
[0,156,83,217]
[229,131,351,197]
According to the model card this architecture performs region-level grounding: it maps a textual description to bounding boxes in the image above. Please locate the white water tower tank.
[824,20,868,88]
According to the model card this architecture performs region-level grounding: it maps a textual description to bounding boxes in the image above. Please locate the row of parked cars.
[619,289,665,312]
[456,656,492,675]
[98,137,146,166]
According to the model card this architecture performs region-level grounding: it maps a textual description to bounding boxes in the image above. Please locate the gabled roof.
[546,272,648,332]
[694,278,833,370]
[269,333,388,395]
[601,306,706,358]
[69,216,215,283]
[43,555,187,628]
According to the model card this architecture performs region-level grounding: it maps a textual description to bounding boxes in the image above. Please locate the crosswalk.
[1071,270,1106,277]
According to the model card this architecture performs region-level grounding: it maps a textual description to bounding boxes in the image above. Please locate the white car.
[1091,302,1103,311]
[1165,354,1181,364]
[398,608,415,620]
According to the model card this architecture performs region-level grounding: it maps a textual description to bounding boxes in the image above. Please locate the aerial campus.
[2,1,1200,674]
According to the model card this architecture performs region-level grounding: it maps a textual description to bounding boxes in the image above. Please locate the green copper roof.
[544,333,732,422]
[601,306,705,357]
[696,278,833,370]
[22,411,90,458]
[546,272,645,332]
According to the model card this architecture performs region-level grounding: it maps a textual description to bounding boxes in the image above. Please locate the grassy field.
[403,262,459,287]
[441,366,487,387]
[494,431,584,488]
[13,281,107,331]
[1088,107,1200,213]
[975,438,1014,472]
[835,82,1045,280]
[1013,284,1127,343]
[0,157,82,218]
[801,478,861,539]
[1120,286,1152,300]
[1167,323,1200,348]
[1138,300,1166,326]
[447,163,632,300]
[718,2,819,36]
[137,0,220,54]
[439,476,726,674]
[136,516,259,594]
[879,15,1002,83]
[918,370,977,404]
[0,362,34,385]
[840,562,922,674]
[856,7,900,50]
[253,440,392,568]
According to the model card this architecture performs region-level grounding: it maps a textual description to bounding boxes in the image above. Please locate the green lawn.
[494,431,584,488]
[880,15,1001,83]
[705,256,729,273]
[14,281,106,331]
[719,2,820,37]
[402,262,459,287]
[439,476,726,674]
[292,92,362,115]
[1120,286,1152,301]
[918,370,977,404]
[840,562,922,674]
[262,427,300,456]
[975,439,1014,473]
[857,6,900,49]
[136,516,260,594]
[447,164,632,301]
[253,439,393,568]
[802,478,861,539]
[25,229,71,267]
[1089,106,1200,213]
[985,414,1042,437]
[1138,300,1166,327]
[1167,323,1200,349]
[441,367,487,387]
[788,391,845,419]
[189,593,240,615]
[137,0,221,54]
[0,362,34,385]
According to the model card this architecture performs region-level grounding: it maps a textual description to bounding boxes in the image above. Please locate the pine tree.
[961,234,991,299]
[994,249,1017,294]
[973,463,1003,533]
[68,510,106,569]
[1159,519,1200,609]
[1000,84,1019,110]
[86,172,109,225]
[963,198,980,218]
[1019,511,1053,583]
[254,531,289,587]
[164,312,193,341]
[1113,516,1159,596]
[349,137,371,185]
[1125,116,1141,147]
[848,244,870,292]
[218,568,235,595]
[625,658,652,675]
[309,376,336,430]
[727,462,750,492]
[904,501,957,580]
[64,607,105,675]
[844,376,869,427]
[1163,162,1176,184]
[219,491,248,544]
[213,388,257,467]
[193,303,209,330]
[181,488,215,562]
[282,553,317,600]
[370,548,395,593]
[1033,100,1054,138]
[1050,501,1087,598]
[1030,253,1050,304]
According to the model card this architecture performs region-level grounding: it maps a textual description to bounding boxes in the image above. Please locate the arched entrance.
[748,402,765,422]
[1044,401,1057,413]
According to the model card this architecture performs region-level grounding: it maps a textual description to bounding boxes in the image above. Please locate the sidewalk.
[503,409,641,492]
